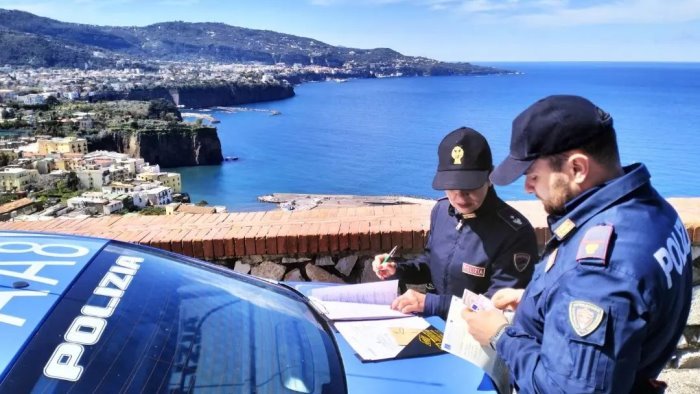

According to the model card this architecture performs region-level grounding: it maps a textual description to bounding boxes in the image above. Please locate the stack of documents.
[309,280,410,321]
[309,280,444,362]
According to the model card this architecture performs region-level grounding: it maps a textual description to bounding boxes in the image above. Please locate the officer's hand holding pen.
[372,245,398,280]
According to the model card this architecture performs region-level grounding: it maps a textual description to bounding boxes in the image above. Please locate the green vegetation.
[0,152,15,167]
[140,206,166,215]
[0,194,19,205]
[32,171,81,203]
[147,99,181,121]
[26,99,211,137]
[34,189,82,204]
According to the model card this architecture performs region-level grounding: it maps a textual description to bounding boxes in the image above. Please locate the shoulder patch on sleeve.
[569,300,605,337]
[576,225,614,266]
[497,207,526,231]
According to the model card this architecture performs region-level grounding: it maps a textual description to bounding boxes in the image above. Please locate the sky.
[1,0,699,62]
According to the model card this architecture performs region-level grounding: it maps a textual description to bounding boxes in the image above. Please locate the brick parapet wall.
[0,198,698,258]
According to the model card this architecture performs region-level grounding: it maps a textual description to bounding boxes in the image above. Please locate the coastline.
[258,193,435,211]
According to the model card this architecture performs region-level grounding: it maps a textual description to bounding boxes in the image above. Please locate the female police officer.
[372,127,538,319]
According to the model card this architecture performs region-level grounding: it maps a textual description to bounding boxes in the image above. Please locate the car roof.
[0,231,110,380]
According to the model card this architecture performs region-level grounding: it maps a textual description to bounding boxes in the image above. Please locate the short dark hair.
[546,127,621,171]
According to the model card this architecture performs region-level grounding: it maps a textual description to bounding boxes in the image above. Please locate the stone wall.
[224,252,424,285]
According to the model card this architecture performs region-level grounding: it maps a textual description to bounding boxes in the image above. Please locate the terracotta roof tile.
[0,198,34,215]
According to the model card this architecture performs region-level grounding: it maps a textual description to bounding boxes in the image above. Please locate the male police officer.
[463,95,693,393]
[373,127,537,318]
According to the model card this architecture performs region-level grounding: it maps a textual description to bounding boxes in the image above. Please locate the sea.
[172,62,700,211]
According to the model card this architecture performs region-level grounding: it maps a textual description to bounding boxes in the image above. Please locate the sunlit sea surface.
[171,62,700,211]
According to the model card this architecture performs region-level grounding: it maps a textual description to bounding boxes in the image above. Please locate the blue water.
[171,62,700,211]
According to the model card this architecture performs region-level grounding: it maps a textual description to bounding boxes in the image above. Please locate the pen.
[381,245,399,266]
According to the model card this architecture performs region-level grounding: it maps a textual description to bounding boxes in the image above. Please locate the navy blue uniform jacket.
[396,188,537,318]
[497,164,693,393]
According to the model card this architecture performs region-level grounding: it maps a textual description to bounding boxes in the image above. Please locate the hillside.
[0,9,505,76]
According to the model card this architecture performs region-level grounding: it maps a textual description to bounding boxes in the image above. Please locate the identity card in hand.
[461,289,494,312]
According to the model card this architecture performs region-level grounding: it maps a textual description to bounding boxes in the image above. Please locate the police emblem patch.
[451,146,464,164]
[513,253,531,272]
[569,301,604,337]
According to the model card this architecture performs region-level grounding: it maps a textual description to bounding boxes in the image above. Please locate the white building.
[141,164,160,173]
[136,171,182,193]
[0,167,39,192]
[103,200,124,215]
[144,186,173,206]
[76,169,110,190]
[18,94,45,105]
[67,195,107,210]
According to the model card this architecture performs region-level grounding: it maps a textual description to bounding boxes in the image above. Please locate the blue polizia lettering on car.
[0,231,345,393]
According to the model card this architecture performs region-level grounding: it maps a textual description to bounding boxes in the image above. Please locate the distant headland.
[0,8,510,79]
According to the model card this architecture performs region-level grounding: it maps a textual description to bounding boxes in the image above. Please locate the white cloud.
[513,0,700,26]
[308,0,700,25]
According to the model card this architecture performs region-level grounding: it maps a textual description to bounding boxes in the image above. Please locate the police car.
[0,231,495,393]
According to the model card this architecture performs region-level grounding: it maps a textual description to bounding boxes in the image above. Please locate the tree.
[45,96,60,108]
[147,99,182,121]
[65,171,80,191]
[0,152,13,167]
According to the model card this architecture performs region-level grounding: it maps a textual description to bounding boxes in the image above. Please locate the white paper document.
[309,299,410,321]
[308,280,410,321]
[309,279,399,304]
[334,316,431,361]
[441,295,511,394]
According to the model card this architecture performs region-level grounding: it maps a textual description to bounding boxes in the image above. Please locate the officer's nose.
[524,178,535,194]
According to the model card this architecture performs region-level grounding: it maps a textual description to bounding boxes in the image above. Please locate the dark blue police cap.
[490,95,614,185]
[432,127,492,190]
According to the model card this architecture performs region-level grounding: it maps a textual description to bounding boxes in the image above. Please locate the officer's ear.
[567,153,589,185]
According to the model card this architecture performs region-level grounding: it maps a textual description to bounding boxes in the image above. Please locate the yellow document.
[388,327,423,346]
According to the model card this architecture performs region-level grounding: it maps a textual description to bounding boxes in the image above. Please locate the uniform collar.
[548,163,650,241]
[447,186,499,219]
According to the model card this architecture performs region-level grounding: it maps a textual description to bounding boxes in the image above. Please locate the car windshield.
[1,242,345,393]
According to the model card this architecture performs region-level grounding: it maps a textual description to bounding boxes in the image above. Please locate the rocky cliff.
[90,82,295,109]
[87,127,223,167]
